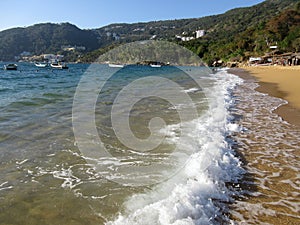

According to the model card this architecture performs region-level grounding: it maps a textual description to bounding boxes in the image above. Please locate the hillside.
[95,0,297,40]
[0,23,100,61]
[0,0,298,63]
[181,0,300,64]
[83,0,299,64]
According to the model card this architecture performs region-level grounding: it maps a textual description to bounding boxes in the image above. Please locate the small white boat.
[35,62,48,68]
[150,64,161,68]
[50,62,68,69]
[108,63,125,68]
[3,64,18,70]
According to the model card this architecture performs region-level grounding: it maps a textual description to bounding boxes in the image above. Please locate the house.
[196,30,205,38]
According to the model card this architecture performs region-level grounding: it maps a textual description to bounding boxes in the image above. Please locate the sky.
[0,0,265,31]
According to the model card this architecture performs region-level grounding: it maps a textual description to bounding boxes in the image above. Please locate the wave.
[107,70,244,225]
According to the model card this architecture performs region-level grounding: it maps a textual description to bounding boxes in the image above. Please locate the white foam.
[16,159,28,165]
[0,181,13,191]
[181,87,200,93]
[107,70,244,225]
[227,69,300,223]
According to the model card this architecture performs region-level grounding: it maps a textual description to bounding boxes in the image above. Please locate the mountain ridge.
[0,0,298,63]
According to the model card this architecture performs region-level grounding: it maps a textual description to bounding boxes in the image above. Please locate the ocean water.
[0,63,244,224]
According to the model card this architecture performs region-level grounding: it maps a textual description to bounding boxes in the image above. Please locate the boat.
[149,62,163,68]
[3,64,17,70]
[150,64,162,68]
[50,62,68,69]
[35,62,48,68]
[108,63,125,68]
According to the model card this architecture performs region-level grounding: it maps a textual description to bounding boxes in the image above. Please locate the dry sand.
[246,66,300,109]
[244,66,300,126]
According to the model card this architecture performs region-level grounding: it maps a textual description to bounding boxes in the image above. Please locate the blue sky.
[0,0,264,31]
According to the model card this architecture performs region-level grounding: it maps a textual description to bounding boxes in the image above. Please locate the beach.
[0,63,299,224]
[245,66,300,126]
[228,66,300,224]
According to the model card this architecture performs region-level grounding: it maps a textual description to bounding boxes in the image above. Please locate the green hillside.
[0,0,298,64]
[0,23,100,61]
[83,0,299,64]
[181,0,300,64]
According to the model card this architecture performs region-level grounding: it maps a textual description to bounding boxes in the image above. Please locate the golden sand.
[245,66,300,110]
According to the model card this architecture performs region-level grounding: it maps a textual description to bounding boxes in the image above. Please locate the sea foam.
[107,70,244,225]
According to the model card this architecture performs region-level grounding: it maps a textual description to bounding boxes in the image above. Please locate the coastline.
[227,67,300,224]
[230,66,300,127]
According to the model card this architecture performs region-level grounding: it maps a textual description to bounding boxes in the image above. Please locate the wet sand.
[228,67,300,224]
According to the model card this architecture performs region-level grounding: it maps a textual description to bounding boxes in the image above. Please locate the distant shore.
[232,66,300,126]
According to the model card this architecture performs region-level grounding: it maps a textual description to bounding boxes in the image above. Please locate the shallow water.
[3,63,298,224]
[0,63,247,224]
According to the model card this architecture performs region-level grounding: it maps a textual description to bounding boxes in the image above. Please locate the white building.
[175,35,195,42]
[62,45,86,51]
[150,35,157,40]
[196,30,205,38]
[182,37,195,41]
[43,54,64,61]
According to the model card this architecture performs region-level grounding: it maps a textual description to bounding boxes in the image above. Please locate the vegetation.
[0,0,298,65]
[94,40,203,66]
[86,0,299,65]
[0,23,100,61]
[180,0,300,64]
[80,44,121,63]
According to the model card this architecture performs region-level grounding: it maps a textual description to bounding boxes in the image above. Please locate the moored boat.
[3,64,18,70]
[108,63,125,68]
[149,61,163,68]
[50,62,68,69]
[150,64,162,68]
[35,62,48,68]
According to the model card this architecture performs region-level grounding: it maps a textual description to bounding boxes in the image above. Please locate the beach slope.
[245,66,300,126]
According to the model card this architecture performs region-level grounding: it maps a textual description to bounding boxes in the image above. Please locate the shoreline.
[229,66,300,127]
[227,67,300,224]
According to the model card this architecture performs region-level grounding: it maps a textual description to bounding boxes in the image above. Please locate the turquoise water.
[0,63,243,224]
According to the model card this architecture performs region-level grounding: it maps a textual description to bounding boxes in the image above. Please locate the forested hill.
[0,0,298,63]
[85,0,299,64]
[94,0,297,43]
[0,23,101,61]
[180,0,300,64]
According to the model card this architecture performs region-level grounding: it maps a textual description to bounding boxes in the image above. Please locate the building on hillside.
[61,45,86,51]
[175,35,195,42]
[43,54,64,61]
[181,36,195,41]
[248,52,300,66]
[150,35,157,40]
[196,30,205,38]
[176,29,205,41]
